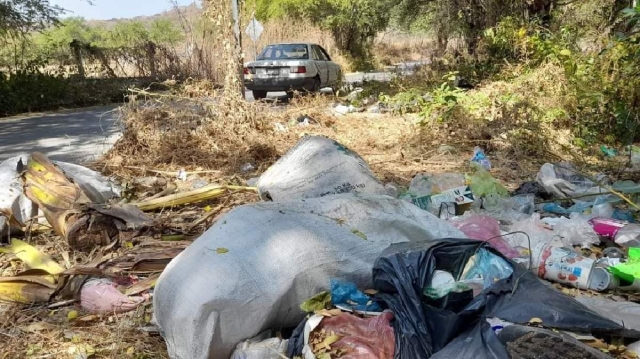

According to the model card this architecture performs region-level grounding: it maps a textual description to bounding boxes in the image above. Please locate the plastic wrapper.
[311,312,395,359]
[231,335,288,359]
[553,213,600,247]
[467,169,508,198]
[405,173,466,197]
[592,202,614,219]
[331,280,381,312]
[449,214,520,258]
[80,279,144,314]
[610,248,640,283]
[461,248,513,290]
[372,239,631,359]
[470,147,491,171]
[536,162,608,200]
[481,194,534,223]
[506,213,559,250]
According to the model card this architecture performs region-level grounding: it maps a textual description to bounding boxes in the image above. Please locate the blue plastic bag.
[471,147,492,171]
[330,279,381,312]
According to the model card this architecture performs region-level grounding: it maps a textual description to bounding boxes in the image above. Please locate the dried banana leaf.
[22,153,152,252]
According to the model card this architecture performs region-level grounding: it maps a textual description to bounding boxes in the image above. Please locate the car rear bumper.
[244,77,315,92]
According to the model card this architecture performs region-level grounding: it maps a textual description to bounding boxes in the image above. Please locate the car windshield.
[258,44,309,60]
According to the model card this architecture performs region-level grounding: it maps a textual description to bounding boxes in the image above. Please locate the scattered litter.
[590,218,640,247]
[575,296,640,331]
[241,163,255,172]
[334,104,356,115]
[468,167,508,197]
[246,177,259,187]
[450,214,521,258]
[372,239,627,358]
[470,147,491,171]
[231,335,288,359]
[330,279,381,312]
[536,162,608,200]
[367,104,381,113]
[80,279,144,314]
[346,87,364,101]
[0,154,121,238]
[177,169,188,181]
[553,213,600,247]
[274,122,287,133]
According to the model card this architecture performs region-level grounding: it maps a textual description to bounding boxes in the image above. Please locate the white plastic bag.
[0,155,121,236]
[230,334,288,359]
[536,162,608,200]
[553,213,600,247]
[256,136,386,201]
[505,213,560,250]
[153,195,464,359]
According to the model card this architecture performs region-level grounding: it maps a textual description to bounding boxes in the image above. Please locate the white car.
[244,43,342,99]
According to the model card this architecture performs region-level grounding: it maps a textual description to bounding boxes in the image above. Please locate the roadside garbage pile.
[154,136,640,359]
[0,153,253,316]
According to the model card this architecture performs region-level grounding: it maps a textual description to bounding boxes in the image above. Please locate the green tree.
[149,18,183,45]
[0,0,62,38]
[256,0,394,59]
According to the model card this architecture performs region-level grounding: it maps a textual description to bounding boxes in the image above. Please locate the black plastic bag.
[286,316,308,358]
[372,239,635,359]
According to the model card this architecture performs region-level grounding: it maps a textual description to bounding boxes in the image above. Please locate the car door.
[311,45,329,86]
[317,45,340,84]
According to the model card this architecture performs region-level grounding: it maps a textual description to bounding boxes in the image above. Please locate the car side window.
[312,45,328,61]
[318,46,332,61]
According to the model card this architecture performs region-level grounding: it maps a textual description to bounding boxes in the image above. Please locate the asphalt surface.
[0,105,121,163]
[0,64,425,164]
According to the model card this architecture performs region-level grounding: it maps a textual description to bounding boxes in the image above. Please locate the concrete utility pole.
[231,0,245,97]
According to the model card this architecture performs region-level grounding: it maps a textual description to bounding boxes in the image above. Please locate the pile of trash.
[151,136,640,359]
[0,152,254,317]
[6,137,640,359]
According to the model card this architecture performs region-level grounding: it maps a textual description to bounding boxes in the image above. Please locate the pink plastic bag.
[450,214,521,259]
[80,279,144,313]
[314,312,395,359]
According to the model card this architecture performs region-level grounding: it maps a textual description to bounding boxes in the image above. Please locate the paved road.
[0,105,121,163]
[0,64,427,164]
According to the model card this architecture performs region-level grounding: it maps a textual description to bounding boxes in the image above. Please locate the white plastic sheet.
[153,195,464,359]
[0,155,121,237]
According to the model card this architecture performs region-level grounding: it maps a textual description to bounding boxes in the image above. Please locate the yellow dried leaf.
[10,239,64,275]
[320,334,341,350]
[316,308,342,317]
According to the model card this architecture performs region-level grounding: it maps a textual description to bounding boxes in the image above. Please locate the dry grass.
[373,31,436,66]
[96,86,551,192]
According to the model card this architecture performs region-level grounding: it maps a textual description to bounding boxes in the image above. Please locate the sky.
[50,0,199,20]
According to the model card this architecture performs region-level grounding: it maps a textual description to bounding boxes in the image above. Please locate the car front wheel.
[252,90,267,100]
